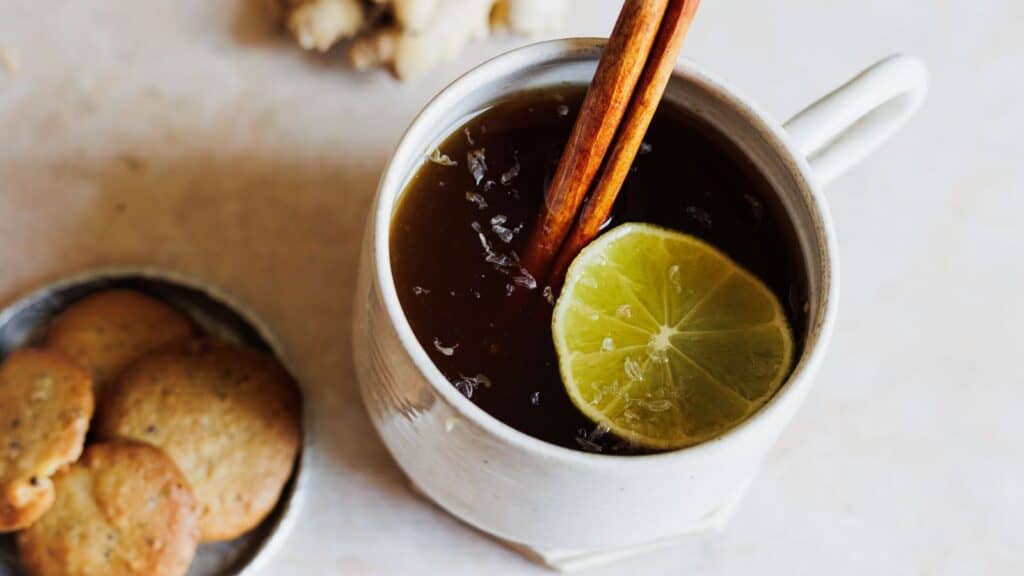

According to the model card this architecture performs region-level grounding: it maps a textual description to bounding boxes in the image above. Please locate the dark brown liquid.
[390,87,808,454]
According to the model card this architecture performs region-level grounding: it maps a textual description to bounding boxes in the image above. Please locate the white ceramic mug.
[353,39,927,552]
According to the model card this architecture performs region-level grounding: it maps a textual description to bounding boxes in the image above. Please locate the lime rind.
[552,223,794,450]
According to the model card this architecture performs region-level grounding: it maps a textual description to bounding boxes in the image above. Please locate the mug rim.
[373,38,839,466]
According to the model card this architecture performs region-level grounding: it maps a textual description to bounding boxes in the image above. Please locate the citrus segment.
[553,223,795,449]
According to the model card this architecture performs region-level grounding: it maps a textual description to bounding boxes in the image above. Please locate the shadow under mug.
[353,39,927,551]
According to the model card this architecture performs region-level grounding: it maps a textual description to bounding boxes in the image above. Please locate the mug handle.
[783,54,929,187]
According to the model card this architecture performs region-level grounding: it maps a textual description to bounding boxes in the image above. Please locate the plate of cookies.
[0,269,306,576]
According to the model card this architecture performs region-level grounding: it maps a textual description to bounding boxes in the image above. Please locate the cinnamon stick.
[519,0,670,283]
[548,0,702,288]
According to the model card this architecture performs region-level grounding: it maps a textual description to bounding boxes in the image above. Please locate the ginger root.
[491,0,568,36]
[286,0,365,52]
[282,0,568,79]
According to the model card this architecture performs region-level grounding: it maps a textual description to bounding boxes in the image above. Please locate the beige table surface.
[1,1,1020,574]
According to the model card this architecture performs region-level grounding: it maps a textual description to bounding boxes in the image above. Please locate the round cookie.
[17,441,199,576]
[45,289,194,400]
[0,349,93,532]
[98,339,301,542]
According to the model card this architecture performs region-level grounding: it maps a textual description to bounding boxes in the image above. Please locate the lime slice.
[552,223,795,450]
